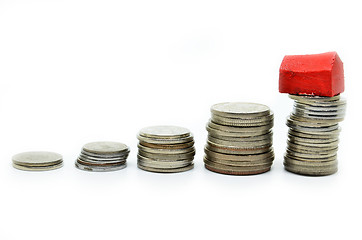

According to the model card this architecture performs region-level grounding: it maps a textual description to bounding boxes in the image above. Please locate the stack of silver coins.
[284,95,346,176]
[12,151,63,171]
[204,102,274,175]
[75,141,129,172]
[137,125,195,173]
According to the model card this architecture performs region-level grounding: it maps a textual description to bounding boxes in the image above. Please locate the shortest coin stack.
[76,141,129,172]
[137,125,195,173]
[12,151,63,171]
[204,102,274,175]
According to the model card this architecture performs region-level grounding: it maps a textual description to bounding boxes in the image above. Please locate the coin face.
[139,125,191,139]
[12,151,63,166]
[211,102,270,117]
[83,141,129,155]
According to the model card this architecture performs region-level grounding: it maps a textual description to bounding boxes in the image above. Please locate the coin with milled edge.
[139,125,191,139]
[137,163,194,173]
[211,102,270,118]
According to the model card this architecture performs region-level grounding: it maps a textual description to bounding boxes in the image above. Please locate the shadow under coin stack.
[204,102,274,175]
[284,95,346,176]
[137,126,195,173]
[75,141,129,172]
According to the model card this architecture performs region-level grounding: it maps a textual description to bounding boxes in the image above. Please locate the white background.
[0,0,361,239]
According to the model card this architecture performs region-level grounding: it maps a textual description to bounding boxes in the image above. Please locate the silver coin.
[75,161,126,172]
[284,152,337,162]
[137,144,195,155]
[288,134,338,144]
[208,135,272,146]
[211,102,270,118]
[286,149,337,159]
[294,102,347,112]
[206,125,270,137]
[204,157,272,169]
[77,157,127,166]
[138,149,195,161]
[208,131,273,142]
[137,163,194,173]
[208,121,273,133]
[137,156,192,169]
[137,134,194,144]
[206,143,272,155]
[78,154,128,163]
[288,129,340,139]
[80,150,129,159]
[211,114,273,127]
[204,147,274,162]
[13,162,63,171]
[139,141,195,149]
[83,141,129,155]
[289,94,341,102]
[208,136,272,149]
[12,151,63,167]
[287,116,337,128]
[288,138,339,148]
[139,125,191,139]
[205,154,274,166]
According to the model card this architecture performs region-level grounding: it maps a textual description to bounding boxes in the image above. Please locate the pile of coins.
[12,151,63,171]
[284,95,346,176]
[75,141,129,172]
[137,125,195,173]
[204,102,274,175]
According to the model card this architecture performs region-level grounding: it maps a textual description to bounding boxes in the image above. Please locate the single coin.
[139,141,194,149]
[80,150,129,159]
[12,151,63,167]
[137,163,194,173]
[211,114,273,127]
[83,141,129,155]
[289,94,341,102]
[137,134,194,144]
[139,125,191,139]
[75,162,127,172]
[13,162,63,171]
[208,121,273,133]
[287,134,338,144]
[211,102,270,118]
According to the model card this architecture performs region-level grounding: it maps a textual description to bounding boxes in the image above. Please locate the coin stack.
[12,151,63,171]
[284,95,346,176]
[204,102,274,175]
[137,125,195,173]
[75,141,129,172]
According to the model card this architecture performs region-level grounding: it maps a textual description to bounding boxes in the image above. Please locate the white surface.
[0,0,361,239]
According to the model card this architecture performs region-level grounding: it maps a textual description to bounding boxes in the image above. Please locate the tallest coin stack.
[279,52,346,176]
